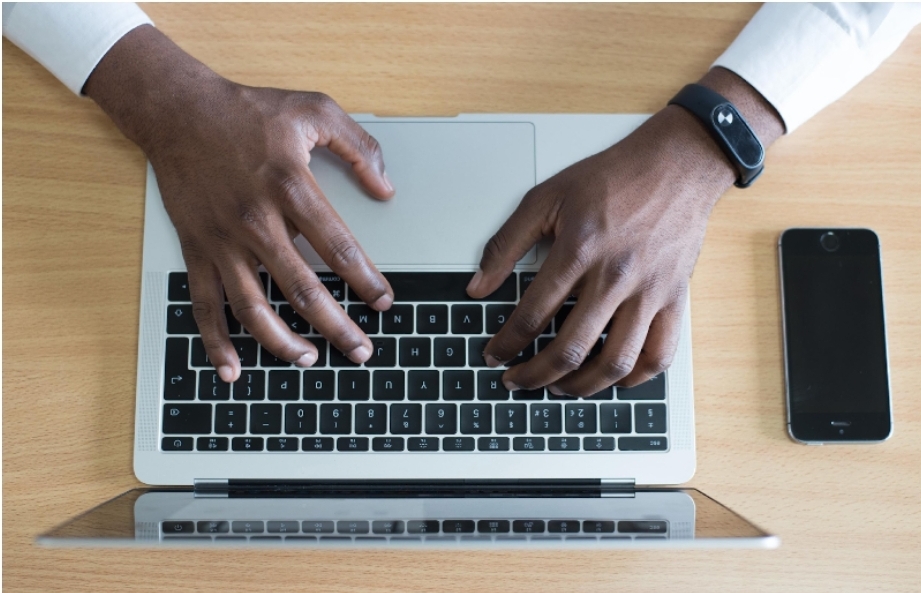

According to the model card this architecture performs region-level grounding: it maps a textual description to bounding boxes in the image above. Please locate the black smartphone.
[778,228,892,444]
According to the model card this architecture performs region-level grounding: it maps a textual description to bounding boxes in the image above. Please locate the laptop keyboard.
[161,272,668,453]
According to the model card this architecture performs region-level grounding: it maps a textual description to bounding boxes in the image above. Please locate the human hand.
[85,26,394,382]
[467,71,783,396]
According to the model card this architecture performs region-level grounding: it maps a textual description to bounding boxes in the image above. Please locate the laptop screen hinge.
[194,478,229,498]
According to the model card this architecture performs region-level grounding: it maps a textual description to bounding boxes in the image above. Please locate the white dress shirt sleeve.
[713,2,921,133]
[2,2,153,95]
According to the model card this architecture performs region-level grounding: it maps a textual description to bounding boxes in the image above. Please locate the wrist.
[84,25,225,156]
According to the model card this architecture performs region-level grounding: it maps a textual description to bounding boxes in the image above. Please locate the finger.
[482,242,580,367]
[501,274,624,392]
[467,187,550,299]
[282,172,393,311]
[186,258,241,383]
[551,297,656,397]
[251,235,374,364]
[308,94,394,200]
[219,257,320,367]
[617,297,684,387]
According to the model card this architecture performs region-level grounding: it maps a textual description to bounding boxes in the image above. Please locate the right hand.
[85,26,395,382]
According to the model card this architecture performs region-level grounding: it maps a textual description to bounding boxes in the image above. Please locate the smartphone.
[778,228,892,444]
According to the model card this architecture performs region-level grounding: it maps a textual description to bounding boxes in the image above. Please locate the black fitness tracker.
[668,84,765,188]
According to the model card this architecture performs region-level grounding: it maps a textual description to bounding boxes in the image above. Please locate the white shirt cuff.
[713,2,921,133]
[2,2,154,95]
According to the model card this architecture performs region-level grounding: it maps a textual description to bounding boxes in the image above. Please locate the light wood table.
[4,4,920,592]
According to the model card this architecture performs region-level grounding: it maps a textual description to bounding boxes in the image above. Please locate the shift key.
[163,404,212,434]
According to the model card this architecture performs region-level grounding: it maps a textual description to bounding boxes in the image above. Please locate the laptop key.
[277,304,310,334]
[230,337,259,367]
[197,436,229,451]
[599,403,631,433]
[372,521,405,535]
[495,404,527,434]
[443,520,475,534]
[302,437,334,451]
[329,347,359,368]
[162,521,194,534]
[302,521,334,534]
[319,404,351,434]
[162,403,211,434]
[548,436,580,451]
[467,337,491,368]
[513,520,545,533]
[408,370,440,400]
[303,370,334,401]
[199,371,230,401]
[565,403,597,433]
[619,521,667,534]
[306,337,327,367]
[460,404,492,434]
[583,436,616,451]
[451,304,483,334]
[232,437,264,451]
[477,370,510,401]
[168,272,191,301]
[337,520,370,534]
[529,404,562,434]
[477,436,510,451]
[215,403,247,434]
[425,403,457,435]
[233,370,265,401]
[382,304,414,334]
[348,305,379,334]
[617,373,666,400]
[443,436,475,451]
[317,273,345,301]
[162,436,193,451]
[167,305,200,334]
[337,437,369,452]
[548,520,580,533]
[434,337,466,367]
[355,404,387,434]
[197,521,230,534]
[583,520,616,533]
[365,337,396,367]
[584,385,614,400]
[372,437,405,452]
[268,370,300,400]
[513,388,545,401]
[408,437,440,451]
[260,346,292,368]
[249,403,282,434]
[485,304,515,335]
[232,520,265,533]
[284,404,317,434]
[399,337,431,367]
[267,437,299,451]
[513,436,545,451]
[443,370,474,401]
[407,520,440,534]
[267,521,300,533]
[416,304,449,334]
[478,520,510,534]
[372,370,405,401]
[618,436,668,451]
[390,403,422,435]
[635,403,667,433]
[338,370,370,401]
[164,338,195,400]
[508,343,535,366]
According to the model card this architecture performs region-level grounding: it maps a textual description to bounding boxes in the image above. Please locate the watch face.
[709,103,763,172]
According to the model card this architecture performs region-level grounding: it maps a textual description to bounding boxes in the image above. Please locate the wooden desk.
[4,4,920,591]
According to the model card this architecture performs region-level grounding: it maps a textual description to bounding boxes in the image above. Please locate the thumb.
[467,188,548,298]
[309,95,395,201]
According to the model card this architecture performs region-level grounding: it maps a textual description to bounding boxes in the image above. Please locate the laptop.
[38,114,777,549]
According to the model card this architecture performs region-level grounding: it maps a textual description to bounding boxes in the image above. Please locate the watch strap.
[668,84,765,188]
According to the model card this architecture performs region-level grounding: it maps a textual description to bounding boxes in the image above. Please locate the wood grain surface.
[3,4,920,592]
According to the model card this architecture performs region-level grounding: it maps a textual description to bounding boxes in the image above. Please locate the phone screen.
[780,229,891,442]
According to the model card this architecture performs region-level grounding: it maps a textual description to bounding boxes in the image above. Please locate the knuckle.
[325,233,363,270]
[552,342,590,373]
[599,355,637,383]
[603,256,636,285]
[509,309,546,339]
[191,300,219,329]
[360,132,383,162]
[287,279,326,316]
[306,91,337,115]
[236,203,270,242]
[482,231,509,265]
[229,297,269,329]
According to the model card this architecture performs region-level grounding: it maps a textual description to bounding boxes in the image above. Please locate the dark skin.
[85,25,784,394]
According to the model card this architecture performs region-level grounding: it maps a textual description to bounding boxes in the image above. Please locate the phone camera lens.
[820,232,840,252]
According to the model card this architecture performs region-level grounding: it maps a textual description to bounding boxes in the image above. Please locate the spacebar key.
[618,436,668,451]
[358,273,518,303]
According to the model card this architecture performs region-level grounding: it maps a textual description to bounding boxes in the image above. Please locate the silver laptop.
[38,114,776,548]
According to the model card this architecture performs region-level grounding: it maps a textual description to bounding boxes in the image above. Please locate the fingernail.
[217,365,236,383]
[503,379,521,392]
[548,385,565,396]
[295,351,317,368]
[347,344,372,363]
[371,293,393,311]
[467,270,484,294]
[382,171,394,193]
[485,354,504,368]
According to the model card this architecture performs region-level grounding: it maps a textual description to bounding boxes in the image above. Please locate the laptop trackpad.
[299,121,537,267]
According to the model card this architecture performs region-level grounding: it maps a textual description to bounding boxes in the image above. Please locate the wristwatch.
[668,83,764,188]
